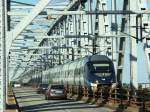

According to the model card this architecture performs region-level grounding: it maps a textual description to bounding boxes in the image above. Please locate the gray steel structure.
[0,0,150,110]
[0,0,7,110]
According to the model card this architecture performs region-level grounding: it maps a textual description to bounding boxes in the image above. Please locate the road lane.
[13,87,113,112]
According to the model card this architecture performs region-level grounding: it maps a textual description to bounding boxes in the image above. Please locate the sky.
[13,0,69,5]
[148,0,150,9]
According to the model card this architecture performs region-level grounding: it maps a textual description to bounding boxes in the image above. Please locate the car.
[13,83,21,88]
[36,83,49,94]
[45,84,67,100]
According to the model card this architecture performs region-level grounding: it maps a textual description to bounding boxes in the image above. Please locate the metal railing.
[67,85,150,111]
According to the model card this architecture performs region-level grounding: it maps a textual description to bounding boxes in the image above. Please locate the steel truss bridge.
[0,0,150,110]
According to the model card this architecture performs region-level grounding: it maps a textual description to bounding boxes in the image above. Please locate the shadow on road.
[16,94,42,99]
[19,99,45,103]
[21,99,98,112]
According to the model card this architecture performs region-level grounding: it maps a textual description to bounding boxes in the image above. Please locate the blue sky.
[13,0,68,5]
[148,0,150,9]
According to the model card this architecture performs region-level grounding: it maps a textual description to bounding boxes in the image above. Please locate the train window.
[72,69,74,75]
[74,67,78,75]
[93,63,110,72]
[93,64,109,67]
[69,69,73,76]
[65,70,67,78]
[80,66,83,74]
[78,68,80,75]
[74,62,79,75]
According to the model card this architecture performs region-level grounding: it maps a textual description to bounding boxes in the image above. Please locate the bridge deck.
[13,87,114,112]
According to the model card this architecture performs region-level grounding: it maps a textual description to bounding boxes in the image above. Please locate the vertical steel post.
[97,0,110,56]
[58,39,61,65]
[136,14,149,87]
[0,0,3,110]
[129,0,138,89]
[111,0,118,84]
[71,48,74,61]
[6,0,10,104]
[0,0,6,110]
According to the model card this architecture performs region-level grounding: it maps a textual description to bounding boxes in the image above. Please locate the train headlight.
[95,80,99,84]
[102,78,105,81]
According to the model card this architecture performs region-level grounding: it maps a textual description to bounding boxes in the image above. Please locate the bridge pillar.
[129,0,150,89]
[0,0,7,110]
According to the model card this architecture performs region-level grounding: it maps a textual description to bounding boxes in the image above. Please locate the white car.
[14,83,21,88]
[45,84,67,100]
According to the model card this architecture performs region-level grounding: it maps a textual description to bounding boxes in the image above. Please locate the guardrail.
[67,85,150,111]
[7,87,21,112]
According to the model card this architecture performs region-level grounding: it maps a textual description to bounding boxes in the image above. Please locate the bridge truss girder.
[0,1,150,109]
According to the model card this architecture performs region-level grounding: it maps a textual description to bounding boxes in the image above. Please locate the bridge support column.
[0,0,7,110]
[129,0,150,89]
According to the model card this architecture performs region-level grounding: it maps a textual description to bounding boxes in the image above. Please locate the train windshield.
[91,63,111,77]
[93,63,109,71]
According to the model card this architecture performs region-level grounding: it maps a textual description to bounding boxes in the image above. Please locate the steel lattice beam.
[7,0,52,55]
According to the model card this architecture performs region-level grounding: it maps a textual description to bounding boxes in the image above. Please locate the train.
[29,55,116,93]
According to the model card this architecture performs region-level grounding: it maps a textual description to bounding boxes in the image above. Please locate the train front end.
[86,55,116,86]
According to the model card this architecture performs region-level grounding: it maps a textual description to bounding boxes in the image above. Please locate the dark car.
[36,84,49,94]
[45,84,67,100]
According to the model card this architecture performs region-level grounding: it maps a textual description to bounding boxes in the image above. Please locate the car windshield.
[40,84,48,88]
[51,85,64,89]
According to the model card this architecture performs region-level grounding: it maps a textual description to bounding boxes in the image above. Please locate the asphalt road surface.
[13,87,114,112]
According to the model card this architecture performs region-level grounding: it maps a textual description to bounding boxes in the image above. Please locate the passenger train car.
[41,55,116,89]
